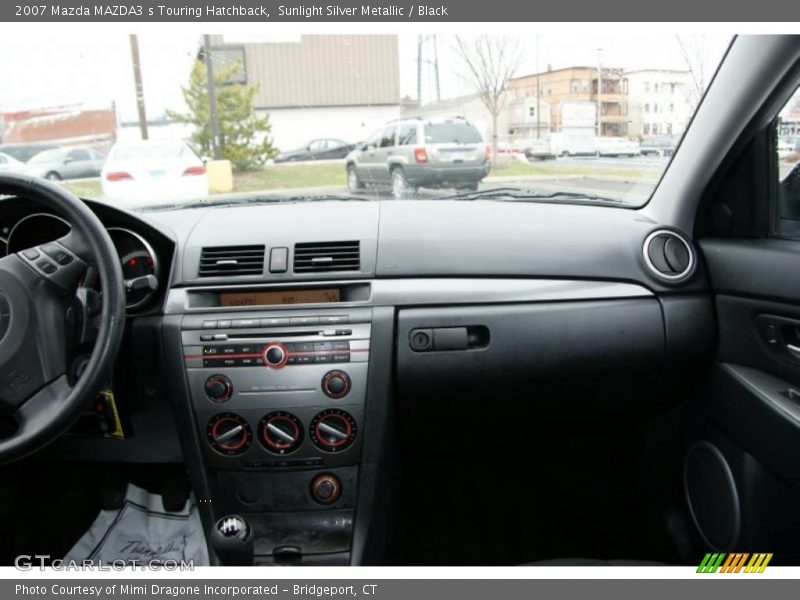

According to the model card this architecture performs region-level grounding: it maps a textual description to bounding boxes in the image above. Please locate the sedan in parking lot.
[23,147,105,181]
[274,138,356,163]
[0,152,24,172]
[101,141,209,205]
[640,137,678,157]
[524,138,556,161]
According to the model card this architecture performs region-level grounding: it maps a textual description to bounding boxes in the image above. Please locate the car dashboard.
[0,194,715,565]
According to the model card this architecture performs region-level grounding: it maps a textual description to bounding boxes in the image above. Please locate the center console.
[180,305,372,565]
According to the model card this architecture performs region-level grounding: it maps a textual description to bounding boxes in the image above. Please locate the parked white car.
[597,137,641,157]
[101,141,209,205]
[0,152,24,172]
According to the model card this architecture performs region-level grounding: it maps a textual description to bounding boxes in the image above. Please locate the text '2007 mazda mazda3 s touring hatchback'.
[1,33,800,568]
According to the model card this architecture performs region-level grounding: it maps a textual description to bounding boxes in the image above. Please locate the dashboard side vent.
[294,241,360,273]
[199,245,265,277]
[643,230,695,281]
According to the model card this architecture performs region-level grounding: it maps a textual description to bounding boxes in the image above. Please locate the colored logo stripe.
[697,553,773,573]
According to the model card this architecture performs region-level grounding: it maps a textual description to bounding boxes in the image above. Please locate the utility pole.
[204,34,222,160]
[596,47,603,137]
[417,36,423,105]
[536,35,541,139]
[129,34,148,140]
[416,36,441,105]
[432,35,441,102]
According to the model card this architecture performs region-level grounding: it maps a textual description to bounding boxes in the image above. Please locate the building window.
[643,123,650,135]
[670,83,676,94]
[645,103,650,113]
[654,83,659,93]
[582,80,590,92]
[652,123,659,135]
[570,79,580,93]
[654,103,659,114]
[667,123,673,135]
[669,103,674,113]
[644,82,650,92]
[528,106,536,117]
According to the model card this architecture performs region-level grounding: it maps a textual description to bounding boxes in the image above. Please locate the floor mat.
[64,484,209,565]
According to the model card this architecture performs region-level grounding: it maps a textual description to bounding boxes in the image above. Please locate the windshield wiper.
[138,193,370,212]
[431,187,627,206]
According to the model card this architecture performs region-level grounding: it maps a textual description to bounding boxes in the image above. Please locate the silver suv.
[345,117,491,198]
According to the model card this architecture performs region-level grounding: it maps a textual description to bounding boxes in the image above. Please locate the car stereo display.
[219,288,341,307]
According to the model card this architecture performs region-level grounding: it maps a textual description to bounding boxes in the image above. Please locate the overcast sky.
[0,32,731,120]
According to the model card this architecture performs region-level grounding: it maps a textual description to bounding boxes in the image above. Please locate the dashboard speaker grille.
[199,245,265,277]
[294,241,360,273]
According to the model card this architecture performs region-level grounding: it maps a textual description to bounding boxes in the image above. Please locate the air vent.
[294,241,360,273]
[643,230,695,281]
[199,245,265,277]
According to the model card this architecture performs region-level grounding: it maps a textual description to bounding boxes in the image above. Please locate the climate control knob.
[261,343,288,369]
[259,411,303,454]
[207,413,252,455]
[310,473,342,505]
[309,409,357,452]
[205,374,233,403]
[321,370,351,399]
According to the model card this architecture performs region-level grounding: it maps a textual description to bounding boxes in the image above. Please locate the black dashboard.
[0,193,715,565]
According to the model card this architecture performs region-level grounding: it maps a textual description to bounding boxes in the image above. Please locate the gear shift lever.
[210,515,254,565]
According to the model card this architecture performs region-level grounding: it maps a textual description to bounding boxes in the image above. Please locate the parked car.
[100,140,209,204]
[23,147,105,180]
[524,138,556,161]
[778,138,795,159]
[0,151,24,172]
[640,137,678,157]
[0,142,59,163]
[345,117,491,198]
[274,138,356,163]
[549,131,598,157]
[597,137,641,157]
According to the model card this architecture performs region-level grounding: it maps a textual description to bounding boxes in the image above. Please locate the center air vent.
[199,245,265,277]
[643,230,695,282]
[294,241,360,273]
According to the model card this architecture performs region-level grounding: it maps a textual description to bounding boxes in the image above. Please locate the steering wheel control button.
[269,247,289,273]
[322,370,351,399]
[36,259,57,274]
[41,243,73,265]
[262,342,289,369]
[259,411,303,454]
[21,248,40,260]
[207,413,252,456]
[310,409,357,452]
[310,473,342,505]
[205,374,233,403]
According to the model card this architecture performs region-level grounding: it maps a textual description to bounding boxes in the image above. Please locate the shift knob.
[210,515,254,566]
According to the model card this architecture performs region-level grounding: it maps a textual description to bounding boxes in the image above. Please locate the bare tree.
[453,35,523,159]
[675,34,709,108]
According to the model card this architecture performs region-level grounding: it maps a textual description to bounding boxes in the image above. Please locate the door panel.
[691,238,800,561]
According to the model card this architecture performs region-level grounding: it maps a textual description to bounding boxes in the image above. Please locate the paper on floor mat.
[64,484,209,565]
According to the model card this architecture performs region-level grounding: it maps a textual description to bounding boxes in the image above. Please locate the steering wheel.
[0,173,125,463]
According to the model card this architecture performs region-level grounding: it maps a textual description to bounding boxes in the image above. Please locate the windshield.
[0,33,730,209]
